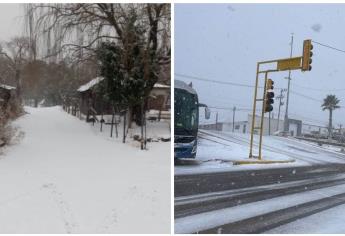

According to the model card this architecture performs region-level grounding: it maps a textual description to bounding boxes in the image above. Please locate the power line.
[208,106,254,112]
[177,40,345,92]
[176,72,336,93]
[313,40,345,54]
[209,103,333,126]
[290,91,322,102]
[287,40,345,92]
[175,73,255,88]
[205,95,252,107]
[176,72,342,104]
[292,83,345,92]
[289,112,327,125]
[208,106,328,126]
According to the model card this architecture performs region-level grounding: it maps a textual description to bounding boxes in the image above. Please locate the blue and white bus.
[174,80,210,160]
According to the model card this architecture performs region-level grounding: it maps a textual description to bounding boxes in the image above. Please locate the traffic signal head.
[265,80,274,113]
[266,79,274,90]
[302,39,313,71]
[265,103,273,113]
[266,91,275,100]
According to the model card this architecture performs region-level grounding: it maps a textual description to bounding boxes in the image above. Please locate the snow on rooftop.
[78,77,169,92]
[175,80,197,95]
[77,77,104,92]
[154,83,170,88]
[0,83,16,90]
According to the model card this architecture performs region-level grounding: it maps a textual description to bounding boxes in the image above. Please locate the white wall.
[248,114,284,136]
[222,122,248,133]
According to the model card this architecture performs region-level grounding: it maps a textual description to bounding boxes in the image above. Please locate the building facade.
[222,121,248,134]
[76,77,170,121]
[302,123,328,136]
[200,113,303,137]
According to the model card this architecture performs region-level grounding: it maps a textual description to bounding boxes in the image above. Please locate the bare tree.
[0,37,30,99]
[28,4,170,64]
[24,3,170,137]
[24,4,38,61]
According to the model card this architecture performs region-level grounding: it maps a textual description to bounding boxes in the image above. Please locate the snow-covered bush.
[0,97,23,147]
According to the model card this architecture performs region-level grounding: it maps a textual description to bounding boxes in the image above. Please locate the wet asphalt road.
[175,163,345,233]
[175,163,345,197]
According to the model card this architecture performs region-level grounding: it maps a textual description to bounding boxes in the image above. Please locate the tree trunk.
[144,110,147,149]
[100,103,104,132]
[15,69,22,103]
[127,106,133,129]
[329,109,333,139]
[123,110,127,143]
[110,113,114,138]
[34,98,38,108]
[141,102,144,150]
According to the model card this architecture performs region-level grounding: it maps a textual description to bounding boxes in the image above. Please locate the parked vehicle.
[174,80,210,160]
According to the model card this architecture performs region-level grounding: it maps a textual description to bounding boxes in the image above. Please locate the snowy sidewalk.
[0,106,170,233]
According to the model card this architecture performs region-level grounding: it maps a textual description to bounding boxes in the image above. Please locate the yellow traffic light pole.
[249,39,313,161]
[258,72,269,160]
[249,61,282,160]
[249,63,260,159]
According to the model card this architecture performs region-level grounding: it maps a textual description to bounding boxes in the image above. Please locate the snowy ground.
[175,183,345,233]
[175,130,345,175]
[0,106,170,233]
[266,203,345,234]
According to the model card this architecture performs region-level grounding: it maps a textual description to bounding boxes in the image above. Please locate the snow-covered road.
[175,183,345,233]
[266,203,345,234]
[0,106,170,233]
[175,130,345,175]
[174,130,345,233]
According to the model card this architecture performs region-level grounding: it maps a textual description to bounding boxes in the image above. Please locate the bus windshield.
[174,88,198,136]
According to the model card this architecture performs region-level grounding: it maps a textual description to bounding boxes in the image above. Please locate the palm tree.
[322,95,340,139]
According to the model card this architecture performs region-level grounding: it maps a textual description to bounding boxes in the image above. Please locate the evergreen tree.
[96,11,159,126]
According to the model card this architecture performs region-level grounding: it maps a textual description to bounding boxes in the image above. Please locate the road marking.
[175,183,345,233]
[175,173,345,205]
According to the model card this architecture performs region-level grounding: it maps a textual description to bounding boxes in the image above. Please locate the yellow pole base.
[233,159,295,165]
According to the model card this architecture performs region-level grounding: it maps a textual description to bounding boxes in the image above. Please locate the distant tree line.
[0,4,170,146]
[0,39,97,107]
[26,3,171,127]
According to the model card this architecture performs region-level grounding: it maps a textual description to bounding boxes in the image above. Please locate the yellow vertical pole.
[249,63,260,158]
[258,72,269,160]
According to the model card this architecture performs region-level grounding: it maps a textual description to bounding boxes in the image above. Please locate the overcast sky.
[175,4,345,128]
[0,4,22,42]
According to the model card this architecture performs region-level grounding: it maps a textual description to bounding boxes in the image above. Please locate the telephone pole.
[216,112,218,131]
[232,106,236,132]
[337,124,342,135]
[276,89,286,132]
[284,33,294,133]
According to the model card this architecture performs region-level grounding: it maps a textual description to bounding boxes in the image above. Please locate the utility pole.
[269,111,271,135]
[284,33,294,133]
[276,89,286,132]
[232,106,236,132]
[340,124,342,134]
[216,112,218,131]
